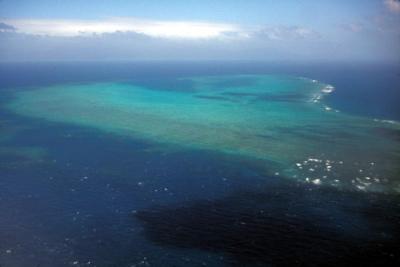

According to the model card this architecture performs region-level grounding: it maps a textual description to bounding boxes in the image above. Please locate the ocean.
[0,61,399,266]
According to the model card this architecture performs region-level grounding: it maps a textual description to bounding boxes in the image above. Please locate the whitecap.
[322,85,335,93]
[312,179,321,185]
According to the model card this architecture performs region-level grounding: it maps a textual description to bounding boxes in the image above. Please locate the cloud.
[0,22,16,31]
[252,26,321,40]
[3,17,240,40]
[384,0,400,13]
[340,23,364,33]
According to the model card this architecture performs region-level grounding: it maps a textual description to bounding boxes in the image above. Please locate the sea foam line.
[309,80,335,105]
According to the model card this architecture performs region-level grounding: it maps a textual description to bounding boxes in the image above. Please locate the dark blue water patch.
[221,91,306,103]
[195,76,259,89]
[222,92,260,97]
[273,125,359,142]
[195,94,237,102]
[136,182,400,266]
[255,92,304,103]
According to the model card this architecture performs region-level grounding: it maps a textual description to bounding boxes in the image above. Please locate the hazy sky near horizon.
[0,0,399,62]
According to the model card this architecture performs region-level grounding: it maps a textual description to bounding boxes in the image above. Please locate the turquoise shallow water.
[6,74,400,193]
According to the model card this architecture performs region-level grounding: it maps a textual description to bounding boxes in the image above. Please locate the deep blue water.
[0,62,399,267]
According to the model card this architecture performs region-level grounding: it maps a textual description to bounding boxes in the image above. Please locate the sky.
[0,0,399,62]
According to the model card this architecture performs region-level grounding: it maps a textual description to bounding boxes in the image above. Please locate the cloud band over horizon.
[2,18,242,39]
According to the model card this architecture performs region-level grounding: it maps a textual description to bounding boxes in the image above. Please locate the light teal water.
[7,75,400,193]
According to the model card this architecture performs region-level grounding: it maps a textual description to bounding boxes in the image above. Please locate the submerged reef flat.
[6,75,400,192]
